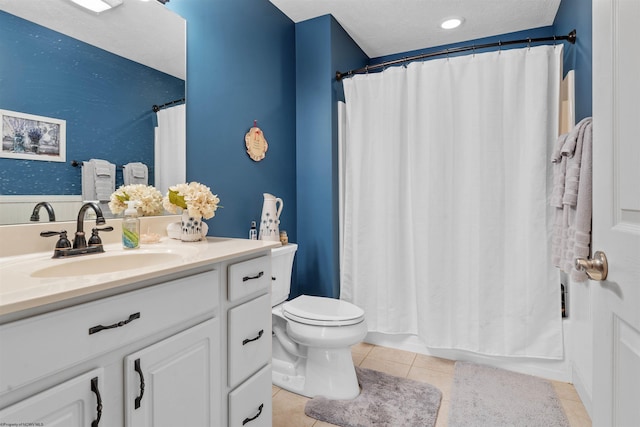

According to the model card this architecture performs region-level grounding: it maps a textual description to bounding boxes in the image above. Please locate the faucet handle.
[88,226,114,246]
[40,230,72,250]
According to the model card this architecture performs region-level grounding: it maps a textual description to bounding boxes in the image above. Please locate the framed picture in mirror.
[0,109,66,162]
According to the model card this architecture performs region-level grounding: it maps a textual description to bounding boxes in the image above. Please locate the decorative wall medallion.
[245,120,268,162]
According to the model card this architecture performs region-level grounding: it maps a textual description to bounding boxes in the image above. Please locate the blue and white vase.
[181,211,203,242]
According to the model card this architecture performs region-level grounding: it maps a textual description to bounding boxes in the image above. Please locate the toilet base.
[272,346,360,400]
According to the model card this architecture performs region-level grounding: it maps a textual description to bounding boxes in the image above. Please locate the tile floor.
[272,342,592,427]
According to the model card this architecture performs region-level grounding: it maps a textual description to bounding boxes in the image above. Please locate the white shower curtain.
[341,45,564,359]
[154,104,186,192]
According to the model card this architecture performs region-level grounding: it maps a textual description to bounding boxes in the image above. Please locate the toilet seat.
[283,295,365,326]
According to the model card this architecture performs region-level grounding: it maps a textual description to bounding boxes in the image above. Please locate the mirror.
[0,0,186,225]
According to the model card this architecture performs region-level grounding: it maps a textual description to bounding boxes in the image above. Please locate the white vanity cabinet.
[0,268,221,426]
[0,369,105,426]
[225,255,273,427]
[0,240,278,427]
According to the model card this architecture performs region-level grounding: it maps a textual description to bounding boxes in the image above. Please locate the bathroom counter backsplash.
[0,217,281,321]
[0,215,182,258]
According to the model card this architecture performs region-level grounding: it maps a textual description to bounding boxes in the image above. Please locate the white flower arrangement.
[163,182,221,219]
[109,184,164,216]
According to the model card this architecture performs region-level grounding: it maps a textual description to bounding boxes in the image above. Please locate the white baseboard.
[571,362,593,418]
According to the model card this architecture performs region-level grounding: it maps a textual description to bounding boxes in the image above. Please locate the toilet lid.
[283,295,365,326]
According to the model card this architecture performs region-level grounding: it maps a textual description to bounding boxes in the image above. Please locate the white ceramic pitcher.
[259,193,283,241]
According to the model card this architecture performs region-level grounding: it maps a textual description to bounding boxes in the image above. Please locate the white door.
[592,0,640,426]
[124,318,220,427]
[0,369,104,427]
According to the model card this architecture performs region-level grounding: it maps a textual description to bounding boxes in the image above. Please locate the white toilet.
[271,243,367,400]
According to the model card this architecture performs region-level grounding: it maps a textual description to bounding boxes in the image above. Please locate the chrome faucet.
[73,202,106,249]
[30,202,56,222]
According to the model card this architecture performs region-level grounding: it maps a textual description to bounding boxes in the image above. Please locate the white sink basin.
[30,251,186,278]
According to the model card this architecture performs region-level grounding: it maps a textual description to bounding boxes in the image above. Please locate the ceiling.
[1,1,562,77]
[268,0,562,58]
[0,0,185,79]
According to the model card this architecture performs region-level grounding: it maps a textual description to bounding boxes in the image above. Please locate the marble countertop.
[0,236,281,323]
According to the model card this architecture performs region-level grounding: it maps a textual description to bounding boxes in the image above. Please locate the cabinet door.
[124,318,220,427]
[0,368,104,427]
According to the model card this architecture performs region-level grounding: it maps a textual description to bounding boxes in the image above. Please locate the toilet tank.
[271,243,297,307]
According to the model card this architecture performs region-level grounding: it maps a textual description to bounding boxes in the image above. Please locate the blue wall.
[0,11,185,195]
[554,0,592,121]
[167,0,297,244]
[295,16,333,298]
[294,15,367,298]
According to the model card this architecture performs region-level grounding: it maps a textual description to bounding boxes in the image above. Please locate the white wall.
[567,272,593,415]
[0,195,83,225]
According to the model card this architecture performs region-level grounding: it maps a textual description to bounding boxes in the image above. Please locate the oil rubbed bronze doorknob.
[575,251,608,281]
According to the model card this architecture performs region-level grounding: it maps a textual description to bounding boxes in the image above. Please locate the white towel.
[550,133,568,208]
[560,117,591,158]
[550,118,593,282]
[123,162,148,185]
[561,119,590,207]
[81,161,96,201]
[81,159,115,202]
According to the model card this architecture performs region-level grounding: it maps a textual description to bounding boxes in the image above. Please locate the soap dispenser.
[122,201,140,249]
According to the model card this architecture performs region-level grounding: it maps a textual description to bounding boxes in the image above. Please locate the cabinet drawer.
[227,293,271,388]
[228,364,272,427]
[0,269,219,396]
[227,255,270,302]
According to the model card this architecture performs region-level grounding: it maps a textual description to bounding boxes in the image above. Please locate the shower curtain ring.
[528,37,532,50]
[498,41,502,54]
[365,65,369,74]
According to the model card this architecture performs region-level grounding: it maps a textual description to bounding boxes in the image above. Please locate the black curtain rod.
[152,97,185,112]
[70,160,153,170]
[336,29,576,81]
[71,160,125,169]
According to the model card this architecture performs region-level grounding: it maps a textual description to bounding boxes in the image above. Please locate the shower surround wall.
[553,0,593,414]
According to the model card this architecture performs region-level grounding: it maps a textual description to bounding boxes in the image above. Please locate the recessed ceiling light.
[441,17,464,30]
[70,0,123,13]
